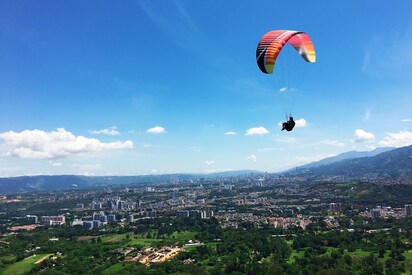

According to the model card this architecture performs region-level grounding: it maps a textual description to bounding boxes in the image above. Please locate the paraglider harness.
[281,116,295,132]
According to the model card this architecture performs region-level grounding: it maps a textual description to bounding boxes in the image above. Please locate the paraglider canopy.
[256,30,316,74]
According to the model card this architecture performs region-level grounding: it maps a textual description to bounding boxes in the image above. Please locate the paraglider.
[281,116,295,131]
[256,30,316,131]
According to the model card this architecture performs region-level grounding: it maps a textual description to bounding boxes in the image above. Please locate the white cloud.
[258,147,276,152]
[367,145,376,151]
[89,126,119,136]
[279,87,288,93]
[246,127,269,136]
[48,161,62,167]
[379,130,412,147]
[295,119,307,128]
[354,129,375,143]
[322,139,345,147]
[205,160,215,166]
[224,131,237,136]
[364,110,371,122]
[146,126,166,134]
[245,154,257,162]
[188,146,201,152]
[402,119,412,122]
[0,128,134,159]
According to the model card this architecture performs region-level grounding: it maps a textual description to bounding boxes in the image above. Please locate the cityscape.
[0,173,411,273]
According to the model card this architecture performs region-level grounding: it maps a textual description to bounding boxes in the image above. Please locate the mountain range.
[0,170,261,194]
[289,145,412,181]
[0,145,411,194]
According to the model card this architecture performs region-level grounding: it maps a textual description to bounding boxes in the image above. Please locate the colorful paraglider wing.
[256,30,316,74]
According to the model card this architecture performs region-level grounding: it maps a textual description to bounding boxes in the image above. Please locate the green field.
[102,262,135,274]
[2,254,51,275]
[128,238,160,246]
[168,231,197,243]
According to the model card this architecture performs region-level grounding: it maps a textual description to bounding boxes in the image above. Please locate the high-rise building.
[405,204,412,217]
[26,215,38,224]
[329,203,342,213]
[108,200,117,210]
[76,203,84,209]
[370,209,381,219]
[118,201,126,210]
[92,201,102,210]
[40,216,65,226]
[107,214,116,222]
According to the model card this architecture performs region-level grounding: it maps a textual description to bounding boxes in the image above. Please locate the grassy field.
[168,231,197,243]
[2,254,51,275]
[128,238,160,246]
[102,262,135,274]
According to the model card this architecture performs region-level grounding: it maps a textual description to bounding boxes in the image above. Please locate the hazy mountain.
[298,147,394,169]
[0,170,261,194]
[292,145,412,180]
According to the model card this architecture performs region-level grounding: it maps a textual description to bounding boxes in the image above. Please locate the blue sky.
[1,1,412,177]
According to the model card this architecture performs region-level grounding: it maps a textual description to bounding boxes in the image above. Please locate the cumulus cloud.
[224,131,237,136]
[246,127,269,136]
[379,130,412,147]
[245,154,257,162]
[322,139,345,147]
[146,126,166,134]
[402,119,412,122]
[205,160,215,166]
[295,119,307,128]
[89,126,119,136]
[0,128,133,159]
[354,129,375,142]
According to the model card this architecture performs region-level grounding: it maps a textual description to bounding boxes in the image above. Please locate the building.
[93,211,105,221]
[99,215,108,223]
[83,221,93,230]
[93,220,101,228]
[40,215,65,226]
[76,203,84,209]
[107,214,116,222]
[26,215,38,224]
[126,215,134,223]
[405,204,412,217]
[329,203,342,213]
[176,210,190,218]
[92,201,102,210]
[145,210,157,218]
[370,208,381,219]
[268,217,285,228]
